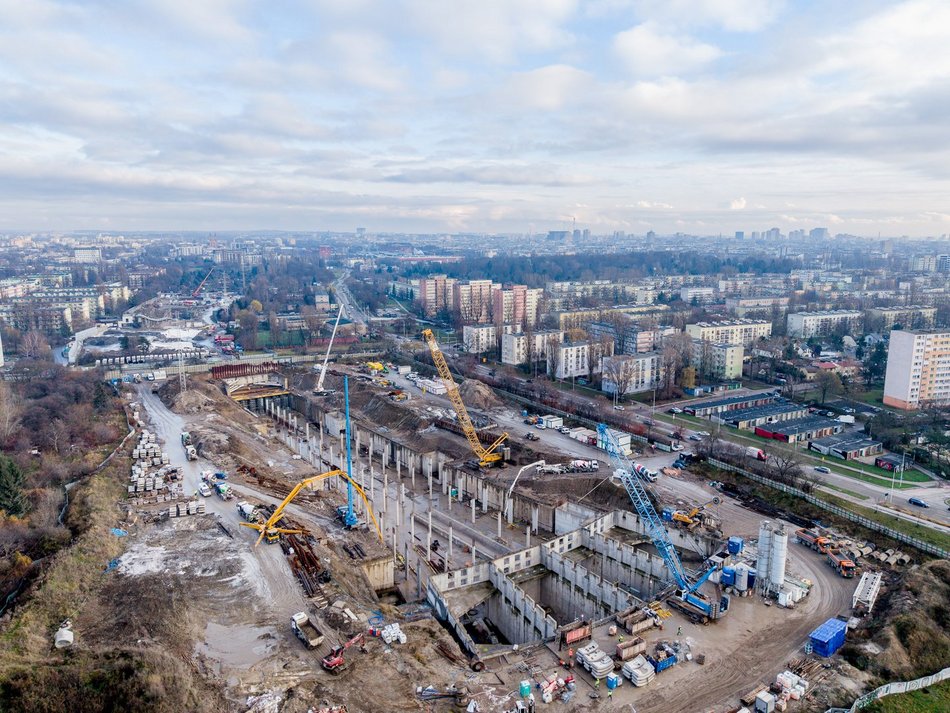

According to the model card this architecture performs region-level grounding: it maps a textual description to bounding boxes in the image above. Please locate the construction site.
[94,328,936,713]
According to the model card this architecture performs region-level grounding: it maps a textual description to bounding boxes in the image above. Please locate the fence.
[708,458,949,559]
[826,666,950,712]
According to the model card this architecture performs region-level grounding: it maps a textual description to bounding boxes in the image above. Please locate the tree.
[0,456,27,517]
[768,447,805,486]
[602,356,638,402]
[17,330,50,360]
[815,370,844,404]
[0,383,22,442]
[863,342,888,385]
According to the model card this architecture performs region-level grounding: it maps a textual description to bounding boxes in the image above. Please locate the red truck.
[827,549,857,578]
[796,528,834,554]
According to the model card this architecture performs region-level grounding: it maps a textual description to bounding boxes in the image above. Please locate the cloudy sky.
[2,0,949,236]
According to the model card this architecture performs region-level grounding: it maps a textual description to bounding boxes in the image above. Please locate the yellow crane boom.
[421,329,507,467]
[240,468,383,546]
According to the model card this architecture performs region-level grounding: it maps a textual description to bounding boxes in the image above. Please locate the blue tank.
[721,566,736,586]
[728,536,744,555]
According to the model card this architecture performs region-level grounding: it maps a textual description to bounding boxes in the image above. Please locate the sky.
[1,0,950,237]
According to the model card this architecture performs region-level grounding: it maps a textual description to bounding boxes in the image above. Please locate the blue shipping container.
[809,618,847,657]
[648,654,678,673]
[721,566,736,586]
[728,536,744,555]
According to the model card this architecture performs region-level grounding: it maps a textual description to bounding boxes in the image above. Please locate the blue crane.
[597,424,728,621]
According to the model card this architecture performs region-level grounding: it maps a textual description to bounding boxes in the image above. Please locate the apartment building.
[883,329,950,410]
[547,340,614,379]
[600,353,660,395]
[73,247,102,263]
[679,286,717,304]
[0,304,73,336]
[866,305,937,331]
[725,296,790,316]
[462,323,519,354]
[455,279,495,323]
[685,319,771,347]
[691,339,744,380]
[417,274,457,317]
[786,310,863,338]
[500,330,563,365]
[172,244,206,258]
[489,284,542,328]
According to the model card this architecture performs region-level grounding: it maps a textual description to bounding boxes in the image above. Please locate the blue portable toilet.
[728,536,744,555]
[721,566,736,586]
[809,618,847,657]
[748,571,757,590]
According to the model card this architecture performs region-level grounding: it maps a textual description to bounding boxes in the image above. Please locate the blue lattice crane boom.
[597,424,729,621]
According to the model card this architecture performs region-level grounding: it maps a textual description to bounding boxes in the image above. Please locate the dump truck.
[215,482,233,500]
[291,612,325,649]
[827,549,857,578]
[796,528,833,554]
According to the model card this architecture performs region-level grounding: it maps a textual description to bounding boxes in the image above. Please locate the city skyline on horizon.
[2,1,950,237]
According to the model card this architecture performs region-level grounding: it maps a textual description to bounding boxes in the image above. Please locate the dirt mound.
[458,378,502,410]
[842,559,950,682]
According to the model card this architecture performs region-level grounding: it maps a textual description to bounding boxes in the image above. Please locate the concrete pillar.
[370,464,375,500]
[532,505,539,534]
[471,496,476,524]
[482,482,488,513]
[497,511,502,540]
[526,525,531,548]
[383,470,388,511]
[410,508,415,544]
[396,454,401,481]
[449,525,453,559]
[427,511,432,560]
[410,453,415,488]
[507,496,514,525]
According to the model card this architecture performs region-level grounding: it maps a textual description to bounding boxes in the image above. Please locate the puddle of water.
[197,622,278,668]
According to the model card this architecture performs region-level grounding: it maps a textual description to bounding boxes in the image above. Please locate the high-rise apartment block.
[883,329,950,410]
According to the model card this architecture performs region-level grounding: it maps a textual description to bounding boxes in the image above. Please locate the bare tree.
[767,447,804,486]
[18,330,51,360]
[815,370,844,404]
[0,383,22,442]
[546,334,563,378]
[602,355,638,402]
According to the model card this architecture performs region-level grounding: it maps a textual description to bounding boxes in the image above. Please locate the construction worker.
[676,625,683,637]
[567,647,574,669]
[618,633,624,644]
[594,677,600,689]
[608,688,613,701]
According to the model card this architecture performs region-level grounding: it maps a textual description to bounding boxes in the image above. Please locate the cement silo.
[769,527,788,591]
[756,521,772,592]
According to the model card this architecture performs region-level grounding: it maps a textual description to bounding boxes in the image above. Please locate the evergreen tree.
[0,456,27,517]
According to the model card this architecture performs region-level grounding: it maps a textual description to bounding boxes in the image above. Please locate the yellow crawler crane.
[421,329,508,467]
[241,468,383,546]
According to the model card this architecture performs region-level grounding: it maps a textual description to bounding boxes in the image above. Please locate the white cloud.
[614,23,722,77]
[500,65,591,111]
[730,197,747,210]
[632,0,784,32]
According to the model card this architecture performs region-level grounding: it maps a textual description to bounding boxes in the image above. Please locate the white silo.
[770,527,788,591]
[757,521,772,591]
[734,563,749,592]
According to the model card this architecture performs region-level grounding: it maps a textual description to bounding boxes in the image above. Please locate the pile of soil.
[458,379,502,410]
[868,559,950,680]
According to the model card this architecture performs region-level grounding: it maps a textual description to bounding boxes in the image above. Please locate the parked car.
[814,466,831,474]
[688,434,703,441]
[668,407,683,414]
[671,444,683,451]
[198,483,213,497]
[908,497,929,508]
[558,426,571,434]
[524,432,540,441]
[535,422,546,429]
[614,405,625,411]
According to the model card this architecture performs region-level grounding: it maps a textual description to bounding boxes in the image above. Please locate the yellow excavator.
[240,468,383,546]
[421,329,508,467]
[671,497,721,528]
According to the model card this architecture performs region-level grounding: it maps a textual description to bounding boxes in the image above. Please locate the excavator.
[421,329,508,468]
[239,469,383,546]
[322,632,366,673]
[671,497,721,529]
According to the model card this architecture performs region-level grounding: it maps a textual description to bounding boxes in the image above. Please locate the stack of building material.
[380,623,407,645]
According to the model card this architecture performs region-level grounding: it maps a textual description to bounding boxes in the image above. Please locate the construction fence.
[707,458,949,559]
[825,666,950,712]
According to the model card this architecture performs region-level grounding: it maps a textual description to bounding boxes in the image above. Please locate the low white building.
[463,323,519,354]
[501,329,564,365]
[600,353,659,395]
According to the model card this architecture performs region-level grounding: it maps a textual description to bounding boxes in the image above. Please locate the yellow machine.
[421,329,508,467]
[240,469,383,546]
[366,362,386,373]
[671,497,721,527]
